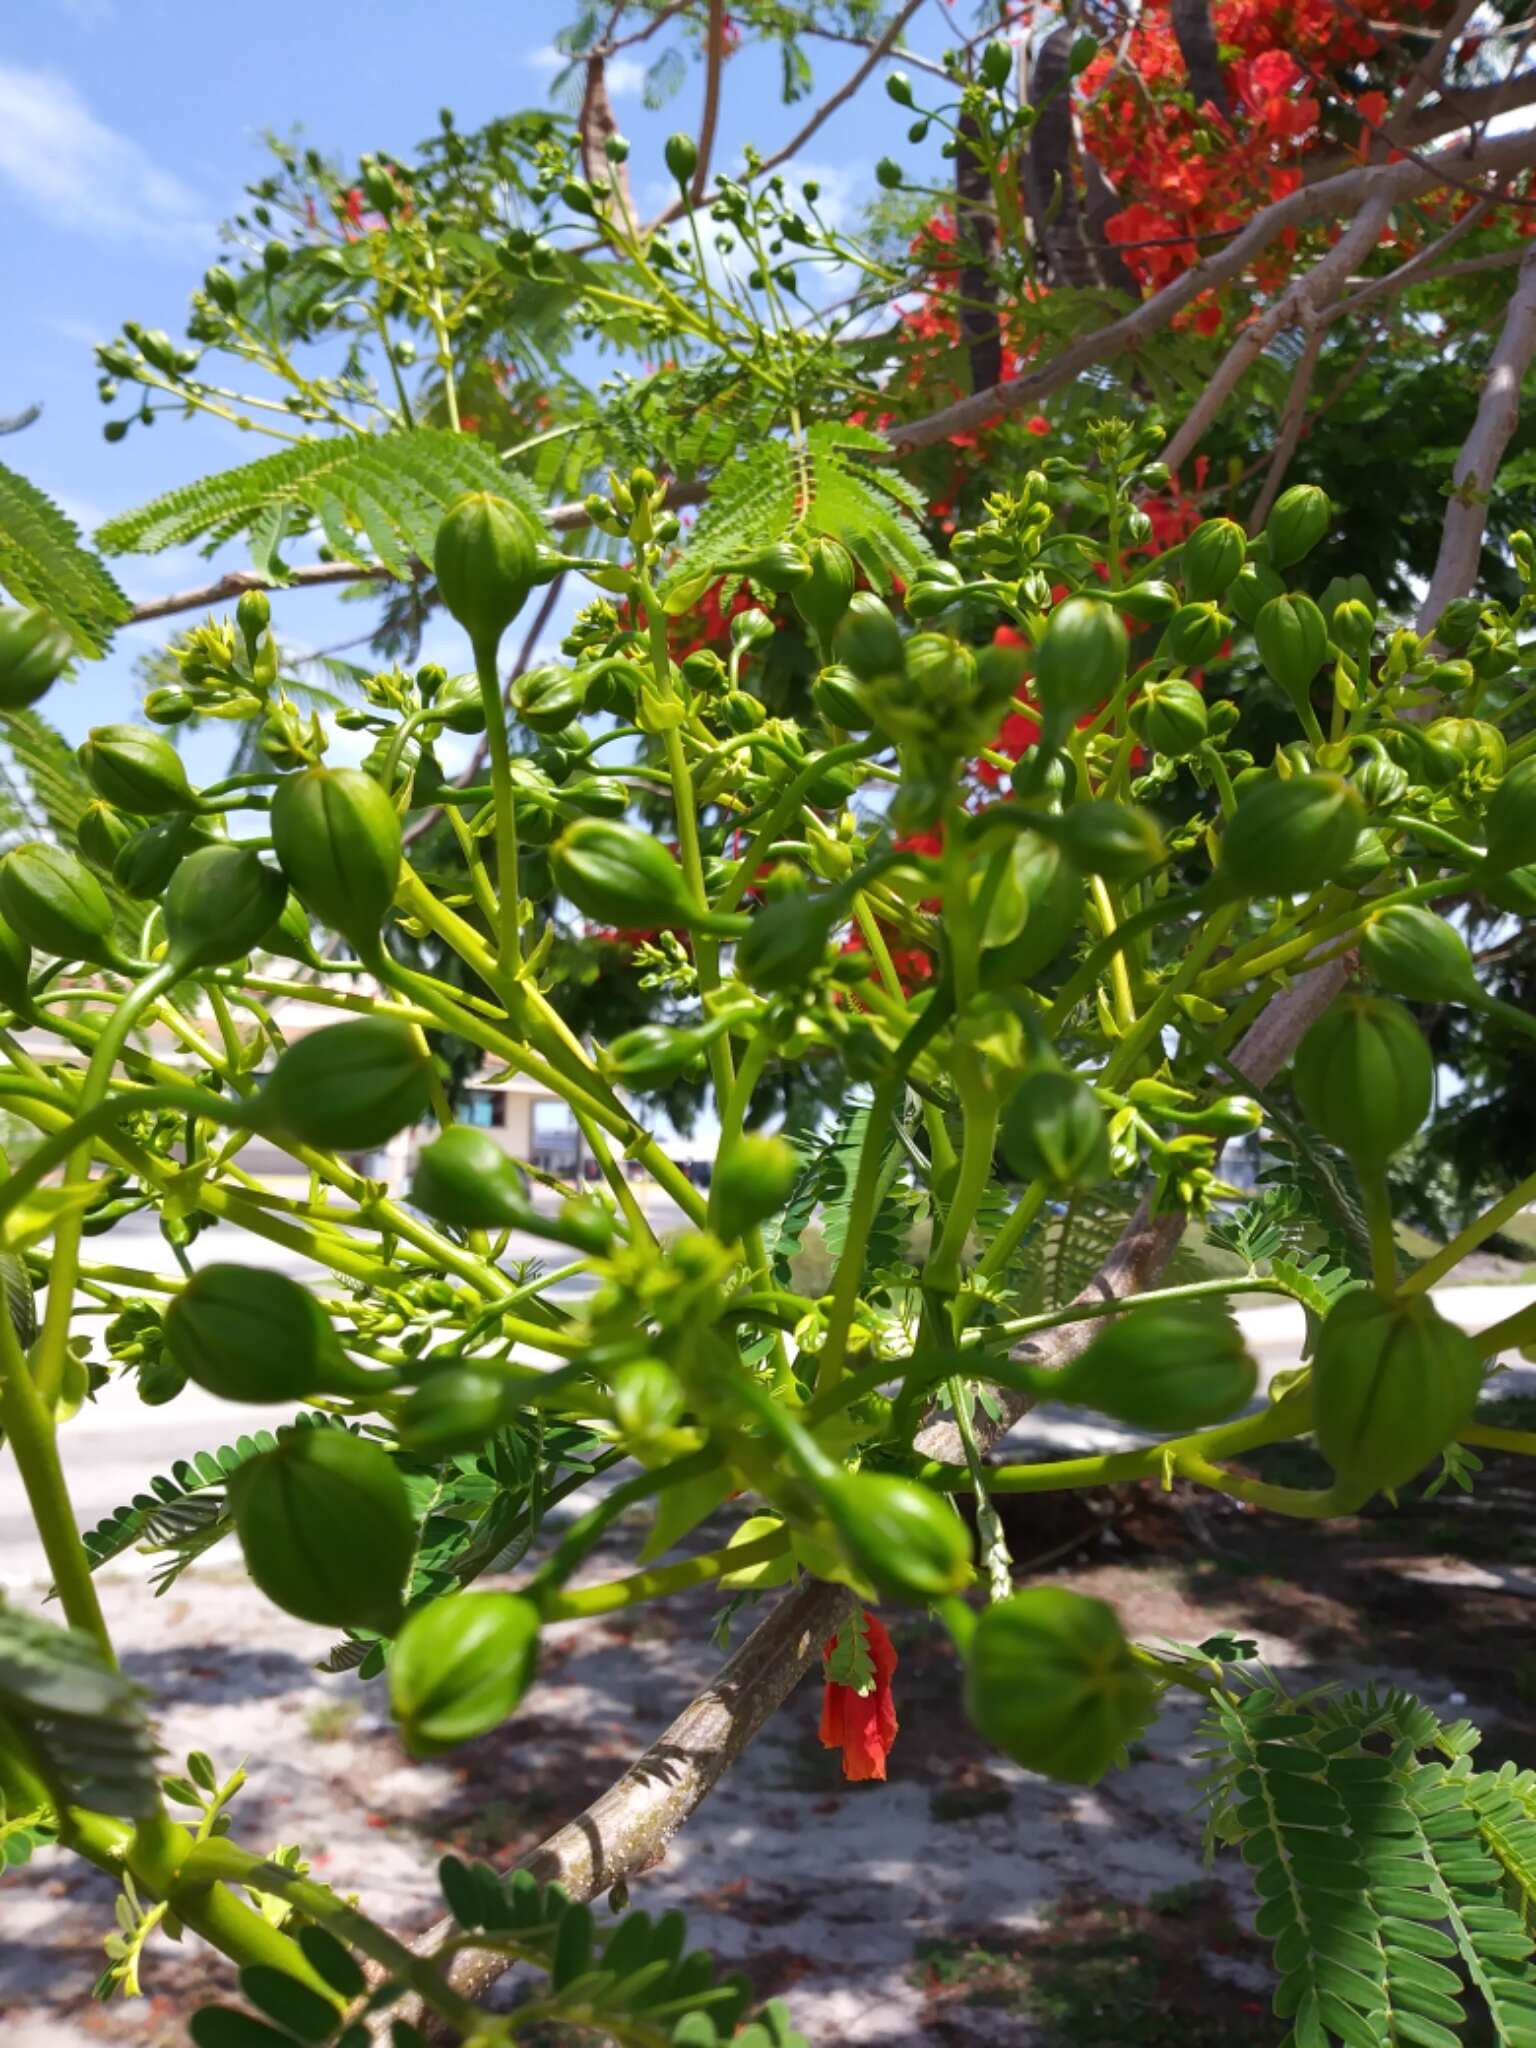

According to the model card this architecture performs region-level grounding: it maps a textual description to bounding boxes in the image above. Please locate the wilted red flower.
[819,1610,899,1782]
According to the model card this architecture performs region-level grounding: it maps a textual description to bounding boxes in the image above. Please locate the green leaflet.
[194,1859,806,2048]
[1202,1682,1536,2047]
[95,427,547,572]
[661,422,935,612]
[0,459,131,655]
[0,1604,159,1818]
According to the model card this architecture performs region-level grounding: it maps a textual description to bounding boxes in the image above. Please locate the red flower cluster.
[1080,0,1435,329]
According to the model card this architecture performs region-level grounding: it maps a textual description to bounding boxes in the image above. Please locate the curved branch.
[123,480,710,625]
[892,126,1536,454]
[407,1576,851,2024]
[1418,242,1536,630]
[957,107,1002,392]
[0,402,41,436]
[690,0,725,207]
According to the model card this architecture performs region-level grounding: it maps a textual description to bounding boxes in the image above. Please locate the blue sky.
[2,2,959,757]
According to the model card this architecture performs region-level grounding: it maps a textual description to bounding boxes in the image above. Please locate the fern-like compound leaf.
[0,459,130,654]
[95,428,546,571]
[0,1603,159,1818]
[662,422,935,612]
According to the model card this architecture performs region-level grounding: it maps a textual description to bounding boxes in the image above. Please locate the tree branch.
[690,0,725,207]
[1418,241,1536,629]
[1161,186,1399,478]
[123,481,710,626]
[1246,315,1329,533]
[406,1577,852,2026]
[1306,66,1536,179]
[580,55,638,239]
[890,126,1536,453]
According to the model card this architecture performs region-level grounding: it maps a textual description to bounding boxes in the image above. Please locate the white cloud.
[526,45,646,98]
[0,63,208,249]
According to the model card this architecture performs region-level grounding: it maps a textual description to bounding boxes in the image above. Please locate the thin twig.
[690,0,725,206]
[1247,314,1329,533]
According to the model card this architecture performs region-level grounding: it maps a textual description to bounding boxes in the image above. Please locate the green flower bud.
[396,1369,511,1456]
[235,588,270,657]
[550,818,700,927]
[1485,757,1536,873]
[1354,754,1409,812]
[978,833,1084,988]
[254,1018,434,1151]
[113,814,198,900]
[230,1426,414,1636]
[431,672,487,736]
[1053,800,1164,882]
[1292,994,1431,1168]
[433,492,540,656]
[1055,1304,1257,1432]
[1136,679,1208,757]
[1254,593,1327,709]
[389,1591,540,1756]
[0,841,120,966]
[412,1124,534,1225]
[818,1472,972,1603]
[712,1134,799,1242]
[811,664,874,731]
[1360,905,1478,1004]
[165,1265,377,1403]
[1163,601,1228,669]
[1264,483,1331,569]
[1220,773,1362,896]
[143,687,196,726]
[260,889,325,971]
[162,844,287,972]
[514,665,585,735]
[1000,1070,1109,1189]
[965,1589,1154,1784]
[1330,598,1374,660]
[833,591,905,681]
[0,607,74,710]
[79,723,195,815]
[1227,558,1286,628]
[664,132,699,187]
[980,38,1013,87]
[1313,1289,1483,1499]
[735,891,838,992]
[792,536,856,637]
[1113,579,1180,626]
[0,911,31,1011]
[270,766,401,955]
[1034,598,1128,723]
[1180,519,1246,601]
[602,1021,714,1090]
[610,1358,686,1441]
[1434,597,1483,650]
[743,541,810,593]
[75,800,140,875]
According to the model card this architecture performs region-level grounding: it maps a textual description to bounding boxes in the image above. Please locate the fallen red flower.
[819,1610,899,1782]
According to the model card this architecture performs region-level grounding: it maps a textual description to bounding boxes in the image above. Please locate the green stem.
[472,636,521,972]
[0,1308,114,1659]
[1400,1162,1536,1295]
[34,962,178,1404]
[537,1528,790,1622]
[814,1080,902,1396]
[1359,1168,1399,1293]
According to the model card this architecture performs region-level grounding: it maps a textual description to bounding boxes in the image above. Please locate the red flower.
[819,1611,899,1782]
[1025,414,1052,437]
